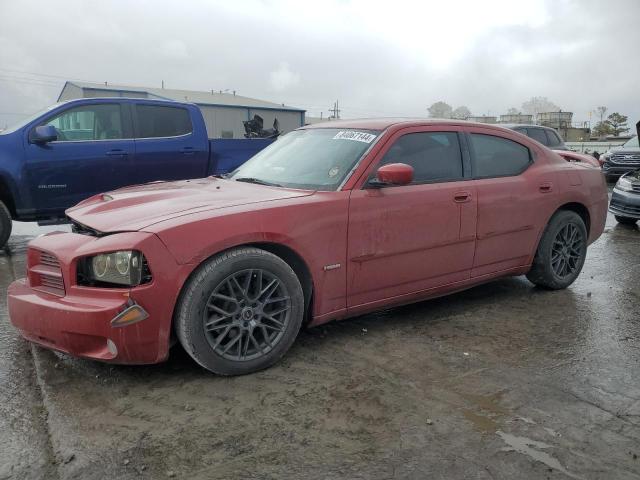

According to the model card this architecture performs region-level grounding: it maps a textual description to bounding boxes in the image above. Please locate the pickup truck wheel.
[615,215,638,225]
[526,210,587,290]
[0,201,12,249]
[175,247,304,375]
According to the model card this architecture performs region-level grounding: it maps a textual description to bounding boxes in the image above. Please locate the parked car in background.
[600,134,640,181]
[501,124,601,168]
[609,169,640,225]
[8,118,608,375]
[0,98,273,248]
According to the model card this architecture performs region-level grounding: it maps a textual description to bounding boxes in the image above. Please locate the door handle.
[181,147,195,155]
[539,182,553,193]
[453,191,472,203]
[106,149,128,157]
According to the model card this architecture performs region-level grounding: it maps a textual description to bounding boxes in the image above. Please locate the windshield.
[0,104,59,135]
[229,128,380,190]
[623,136,639,148]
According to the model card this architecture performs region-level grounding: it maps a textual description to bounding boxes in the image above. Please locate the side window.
[526,128,549,146]
[136,105,192,138]
[42,104,125,141]
[545,129,563,147]
[379,132,463,183]
[470,134,531,178]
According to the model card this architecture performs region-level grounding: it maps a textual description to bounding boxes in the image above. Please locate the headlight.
[615,176,634,192]
[78,250,150,287]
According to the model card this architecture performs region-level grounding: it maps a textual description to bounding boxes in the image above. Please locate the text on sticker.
[333,131,376,143]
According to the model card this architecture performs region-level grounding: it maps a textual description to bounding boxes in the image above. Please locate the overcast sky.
[0,0,638,130]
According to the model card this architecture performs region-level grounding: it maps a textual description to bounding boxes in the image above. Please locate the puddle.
[497,431,581,479]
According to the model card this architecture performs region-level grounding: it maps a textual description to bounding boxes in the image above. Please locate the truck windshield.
[229,128,381,191]
[623,136,638,148]
[0,105,59,135]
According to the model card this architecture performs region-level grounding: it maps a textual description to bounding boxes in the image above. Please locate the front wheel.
[0,201,12,249]
[615,215,638,225]
[526,210,587,290]
[175,247,304,375]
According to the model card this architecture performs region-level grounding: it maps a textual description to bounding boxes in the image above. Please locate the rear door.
[347,126,477,308]
[25,101,135,215]
[466,127,556,277]
[132,104,209,183]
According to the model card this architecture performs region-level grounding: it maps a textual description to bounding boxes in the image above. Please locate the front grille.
[39,251,60,268]
[611,153,640,164]
[610,199,640,216]
[29,250,65,296]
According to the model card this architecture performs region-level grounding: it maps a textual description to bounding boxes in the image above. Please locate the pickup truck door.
[24,102,135,216]
[132,104,209,183]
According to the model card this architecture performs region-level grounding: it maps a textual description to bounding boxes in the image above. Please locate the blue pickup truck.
[0,98,273,247]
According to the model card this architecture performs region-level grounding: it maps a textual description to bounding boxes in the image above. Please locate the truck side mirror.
[30,125,58,144]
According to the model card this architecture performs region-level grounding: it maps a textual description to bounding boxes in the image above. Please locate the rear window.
[526,128,548,146]
[470,134,531,178]
[545,129,563,147]
[136,105,192,138]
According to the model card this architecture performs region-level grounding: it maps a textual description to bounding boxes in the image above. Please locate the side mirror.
[29,125,58,144]
[369,163,414,188]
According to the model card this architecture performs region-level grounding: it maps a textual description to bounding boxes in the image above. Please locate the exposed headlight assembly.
[78,250,151,287]
[615,176,634,192]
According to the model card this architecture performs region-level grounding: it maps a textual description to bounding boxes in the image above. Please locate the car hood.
[66,178,314,232]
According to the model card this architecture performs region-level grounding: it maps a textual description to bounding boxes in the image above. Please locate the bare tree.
[451,106,471,120]
[428,101,453,119]
[596,106,607,123]
[521,97,561,116]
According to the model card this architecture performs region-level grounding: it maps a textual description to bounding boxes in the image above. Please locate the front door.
[347,127,477,308]
[25,102,135,216]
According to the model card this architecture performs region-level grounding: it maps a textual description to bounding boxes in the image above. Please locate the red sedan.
[8,119,608,375]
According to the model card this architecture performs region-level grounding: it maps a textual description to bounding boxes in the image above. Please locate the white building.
[58,81,305,139]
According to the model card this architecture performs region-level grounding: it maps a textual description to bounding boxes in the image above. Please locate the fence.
[565,141,625,154]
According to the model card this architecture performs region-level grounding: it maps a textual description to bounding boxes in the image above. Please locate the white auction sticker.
[333,131,376,143]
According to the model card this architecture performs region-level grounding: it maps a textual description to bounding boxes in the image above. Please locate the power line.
[0,67,98,83]
[0,77,61,88]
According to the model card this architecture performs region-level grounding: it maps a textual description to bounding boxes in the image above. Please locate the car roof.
[302,117,527,133]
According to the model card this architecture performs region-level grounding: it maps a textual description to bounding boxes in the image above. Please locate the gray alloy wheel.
[175,247,304,375]
[526,210,587,290]
[0,201,12,249]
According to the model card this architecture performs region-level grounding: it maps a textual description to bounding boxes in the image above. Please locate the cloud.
[269,62,300,92]
[0,0,639,127]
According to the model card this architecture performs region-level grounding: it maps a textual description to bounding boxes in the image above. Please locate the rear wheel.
[527,210,587,290]
[175,247,304,375]
[0,201,12,249]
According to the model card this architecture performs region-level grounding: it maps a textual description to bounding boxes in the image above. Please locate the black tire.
[526,210,587,290]
[0,201,12,249]
[175,247,304,375]
[615,215,638,225]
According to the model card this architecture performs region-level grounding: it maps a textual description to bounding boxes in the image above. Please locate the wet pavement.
[1,208,639,480]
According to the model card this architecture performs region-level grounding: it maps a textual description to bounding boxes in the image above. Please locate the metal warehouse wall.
[199,105,249,139]
[200,105,303,139]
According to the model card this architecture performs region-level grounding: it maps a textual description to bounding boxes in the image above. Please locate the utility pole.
[328,100,341,120]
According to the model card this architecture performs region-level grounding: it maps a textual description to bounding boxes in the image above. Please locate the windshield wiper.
[234,177,282,187]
